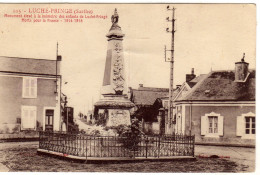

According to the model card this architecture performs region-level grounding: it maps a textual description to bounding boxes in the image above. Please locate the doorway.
[45,109,54,131]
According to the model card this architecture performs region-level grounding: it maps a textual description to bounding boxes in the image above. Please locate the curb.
[0,137,39,143]
[195,142,255,148]
[37,149,196,163]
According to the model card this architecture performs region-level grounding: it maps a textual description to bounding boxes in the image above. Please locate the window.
[21,106,37,130]
[23,77,37,98]
[245,117,255,135]
[163,100,168,108]
[237,112,255,139]
[201,112,224,137]
[208,116,218,133]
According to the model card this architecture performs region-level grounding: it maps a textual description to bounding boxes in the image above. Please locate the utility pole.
[165,6,176,134]
[55,42,58,94]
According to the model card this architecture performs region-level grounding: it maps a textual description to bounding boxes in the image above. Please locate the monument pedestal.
[95,95,135,127]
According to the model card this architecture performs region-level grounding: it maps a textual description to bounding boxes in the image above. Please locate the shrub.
[95,113,107,126]
[68,122,79,133]
[113,118,144,150]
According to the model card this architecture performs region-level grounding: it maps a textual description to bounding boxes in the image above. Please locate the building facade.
[0,56,62,136]
[173,58,255,146]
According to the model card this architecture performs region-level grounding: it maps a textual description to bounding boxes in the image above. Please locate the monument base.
[94,95,135,127]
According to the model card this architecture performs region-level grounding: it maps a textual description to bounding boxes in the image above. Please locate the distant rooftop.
[0,56,59,76]
[130,85,170,106]
[180,70,255,101]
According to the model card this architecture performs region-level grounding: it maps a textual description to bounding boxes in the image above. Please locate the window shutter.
[201,115,208,135]
[236,115,244,136]
[22,109,29,129]
[21,107,37,130]
[218,115,224,136]
[29,110,36,129]
[26,79,30,96]
[31,78,37,97]
[23,78,30,97]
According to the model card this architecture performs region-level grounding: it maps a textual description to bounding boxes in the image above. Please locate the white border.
[0,1,258,175]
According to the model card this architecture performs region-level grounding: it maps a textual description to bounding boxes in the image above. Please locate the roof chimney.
[235,53,249,82]
[57,55,62,61]
[139,84,143,88]
[186,68,196,82]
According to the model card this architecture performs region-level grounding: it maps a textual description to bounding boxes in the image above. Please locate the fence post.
[158,136,160,158]
[192,135,195,157]
[39,131,41,148]
[85,136,88,163]
[145,137,148,158]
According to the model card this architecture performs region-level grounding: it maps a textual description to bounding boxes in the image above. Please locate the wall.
[144,122,159,134]
[183,104,255,145]
[0,75,58,134]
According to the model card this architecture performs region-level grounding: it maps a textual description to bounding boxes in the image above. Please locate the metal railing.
[39,131,195,159]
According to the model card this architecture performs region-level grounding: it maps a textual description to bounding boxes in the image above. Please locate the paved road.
[195,145,255,172]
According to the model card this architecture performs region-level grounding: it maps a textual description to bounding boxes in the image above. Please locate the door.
[45,109,54,131]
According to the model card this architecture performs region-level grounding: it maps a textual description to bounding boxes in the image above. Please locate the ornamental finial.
[241,53,245,62]
[111,8,119,24]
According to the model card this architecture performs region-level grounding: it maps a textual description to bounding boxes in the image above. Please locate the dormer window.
[205,90,210,94]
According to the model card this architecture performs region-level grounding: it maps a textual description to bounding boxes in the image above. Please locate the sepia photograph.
[0,3,257,173]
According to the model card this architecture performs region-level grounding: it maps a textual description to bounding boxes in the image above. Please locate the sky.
[0,4,256,114]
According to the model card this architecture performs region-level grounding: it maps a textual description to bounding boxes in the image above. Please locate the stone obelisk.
[94,9,135,127]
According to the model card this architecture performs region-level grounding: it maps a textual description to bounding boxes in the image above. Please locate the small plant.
[36,127,43,132]
[12,125,21,133]
[79,129,86,134]
[86,120,93,125]
[90,129,101,136]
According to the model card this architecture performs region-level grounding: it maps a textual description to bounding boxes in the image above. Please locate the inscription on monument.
[107,109,131,126]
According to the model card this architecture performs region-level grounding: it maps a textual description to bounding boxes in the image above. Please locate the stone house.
[173,58,255,146]
[129,84,169,134]
[0,56,62,138]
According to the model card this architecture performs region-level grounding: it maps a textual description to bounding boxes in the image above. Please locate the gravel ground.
[0,141,249,172]
[195,145,255,172]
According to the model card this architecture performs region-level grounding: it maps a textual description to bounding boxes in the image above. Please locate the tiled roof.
[180,70,255,101]
[0,56,58,75]
[130,86,170,106]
